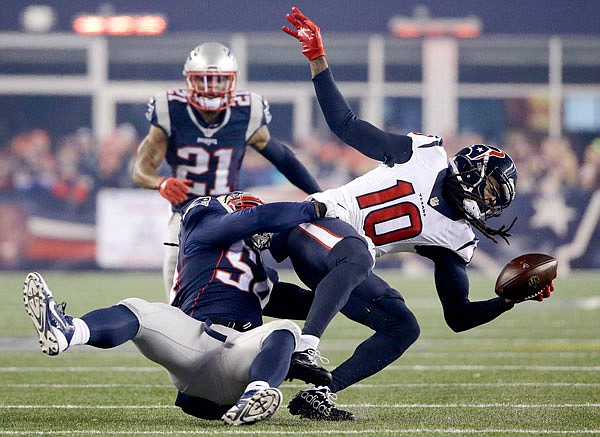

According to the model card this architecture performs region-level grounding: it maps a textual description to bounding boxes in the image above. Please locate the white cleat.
[222,387,282,426]
[23,272,74,356]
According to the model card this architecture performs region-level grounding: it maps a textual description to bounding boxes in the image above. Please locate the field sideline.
[1,270,599,436]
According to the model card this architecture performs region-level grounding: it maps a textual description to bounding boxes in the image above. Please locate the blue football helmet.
[445,145,517,243]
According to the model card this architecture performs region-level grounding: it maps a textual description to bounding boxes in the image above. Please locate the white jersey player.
[312,132,477,263]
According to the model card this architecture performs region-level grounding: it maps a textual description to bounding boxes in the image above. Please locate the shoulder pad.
[181,196,212,221]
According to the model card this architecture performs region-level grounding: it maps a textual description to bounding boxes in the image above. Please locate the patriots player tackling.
[278,6,556,420]
[23,192,332,426]
[132,42,321,296]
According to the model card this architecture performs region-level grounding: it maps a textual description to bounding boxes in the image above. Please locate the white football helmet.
[182,42,238,112]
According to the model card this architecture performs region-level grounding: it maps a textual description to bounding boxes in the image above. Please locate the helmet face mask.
[183,42,238,112]
[217,191,272,250]
[447,145,517,221]
[220,191,265,212]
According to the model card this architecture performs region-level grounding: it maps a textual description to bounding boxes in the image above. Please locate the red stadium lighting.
[136,15,168,35]
[72,14,167,36]
[106,15,136,36]
[388,6,482,39]
[73,15,105,35]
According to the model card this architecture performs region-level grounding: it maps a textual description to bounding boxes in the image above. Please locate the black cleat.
[288,386,355,421]
[286,349,332,386]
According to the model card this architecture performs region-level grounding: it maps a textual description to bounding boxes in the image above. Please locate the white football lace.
[308,349,330,365]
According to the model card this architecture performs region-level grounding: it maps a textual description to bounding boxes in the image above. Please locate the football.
[495,253,558,301]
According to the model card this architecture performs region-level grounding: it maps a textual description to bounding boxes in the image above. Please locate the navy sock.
[81,305,139,349]
[248,330,295,387]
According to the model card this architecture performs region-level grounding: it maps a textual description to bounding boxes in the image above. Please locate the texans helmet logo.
[469,145,506,161]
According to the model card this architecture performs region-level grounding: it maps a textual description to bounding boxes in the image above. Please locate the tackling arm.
[249,125,321,195]
[187,201,323,247]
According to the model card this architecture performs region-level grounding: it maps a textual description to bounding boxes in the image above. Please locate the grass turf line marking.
[2,403,599,409]
[0,429,599,435]
[2,365,598,372]
[2,382,599,389]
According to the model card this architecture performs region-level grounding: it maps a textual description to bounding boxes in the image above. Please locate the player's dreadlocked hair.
[443,173,516,244]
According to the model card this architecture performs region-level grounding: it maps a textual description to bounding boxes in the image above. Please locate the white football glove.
[306,193,350,222]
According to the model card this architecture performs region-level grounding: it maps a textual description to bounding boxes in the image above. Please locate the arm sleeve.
[188,202,317,247]
[416,245,513,332]
[260,139,321,194]
[312,68,413,166]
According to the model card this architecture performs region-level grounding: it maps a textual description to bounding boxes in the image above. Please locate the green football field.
[0,270,598,436]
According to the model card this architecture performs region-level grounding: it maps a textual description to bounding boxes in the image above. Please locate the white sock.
[70,317,90,346]
[244,380,270,393]
[296,334,320,352]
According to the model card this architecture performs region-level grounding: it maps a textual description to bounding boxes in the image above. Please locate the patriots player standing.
[132,42,321,297]
[276,7,557,420]
[22,192,332,426]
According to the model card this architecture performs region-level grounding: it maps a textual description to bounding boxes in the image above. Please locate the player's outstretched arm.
[283,7,413,166]
[283,6,328,78]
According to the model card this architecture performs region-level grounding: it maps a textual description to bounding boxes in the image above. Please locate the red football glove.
[158,177,192,205]
[533,281,555,302]
[282,6,325,61]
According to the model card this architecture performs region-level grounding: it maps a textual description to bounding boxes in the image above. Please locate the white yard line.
[2,403,599,409]
[1,364,598,372]
[1,382,599,389]
[0,428,599,435]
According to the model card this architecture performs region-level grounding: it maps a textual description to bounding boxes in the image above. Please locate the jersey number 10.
[357,180,423,245]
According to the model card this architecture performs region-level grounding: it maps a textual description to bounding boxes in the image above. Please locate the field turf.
[0,270,598,436]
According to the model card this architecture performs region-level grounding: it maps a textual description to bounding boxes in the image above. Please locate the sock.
[70,318,90,346]
[244,380,269,393]
[296,334,320,352]
[81,305,139,349]
[249,329,295,386]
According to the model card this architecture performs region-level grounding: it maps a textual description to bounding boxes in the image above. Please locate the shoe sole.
[23,272,60,356]
[222,388,282,425]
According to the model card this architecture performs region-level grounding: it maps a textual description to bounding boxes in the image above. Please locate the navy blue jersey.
[170,197,319,326]
[146,89,271,212]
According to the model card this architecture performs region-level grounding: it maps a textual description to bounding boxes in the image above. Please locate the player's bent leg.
[249,329,296,386]
[331,275,420,393]
[287,237,373,387]
[119,298,211,388]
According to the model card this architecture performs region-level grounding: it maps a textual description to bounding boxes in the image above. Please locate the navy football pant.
[278,219,420,391]
[284,220,373,338]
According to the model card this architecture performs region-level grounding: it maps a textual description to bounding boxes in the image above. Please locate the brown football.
[495,253,558,301]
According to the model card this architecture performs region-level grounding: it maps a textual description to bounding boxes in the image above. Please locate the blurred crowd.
[0,125,599,221]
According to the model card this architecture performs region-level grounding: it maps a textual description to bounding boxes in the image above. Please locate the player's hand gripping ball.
[495,253,557,303]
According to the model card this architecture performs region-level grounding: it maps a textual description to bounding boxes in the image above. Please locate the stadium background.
[0,1,599,275]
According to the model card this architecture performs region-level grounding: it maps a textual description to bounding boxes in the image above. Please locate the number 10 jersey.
[315,132,478,264]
